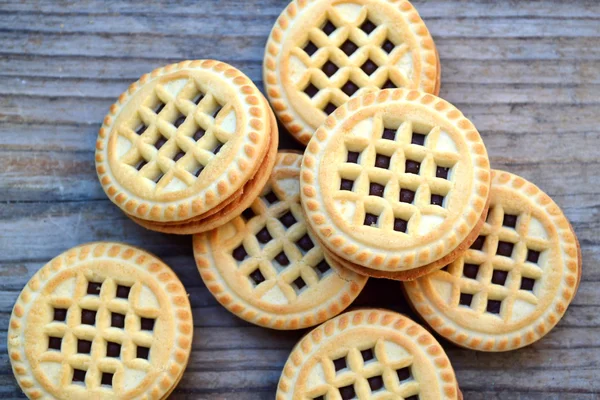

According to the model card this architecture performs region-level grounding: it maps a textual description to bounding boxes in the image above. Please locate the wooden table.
[1,0,599,398]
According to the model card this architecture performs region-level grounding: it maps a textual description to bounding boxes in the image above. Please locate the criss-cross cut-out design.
[296,7,414,116]
[41,274,159,392]
[437,204,550,321]
[307,339,420,399]
[230,187,333,305]
[116,77,237,194]
[335,116,459,237]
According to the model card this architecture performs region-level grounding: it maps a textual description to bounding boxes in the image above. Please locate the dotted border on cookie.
[263,0,440,145]
[96,60,270,222]
[193,151,368,330]
[275,309,460,400]
[300,89,491,272]
[8,242,193,399]
[403,169,582,351]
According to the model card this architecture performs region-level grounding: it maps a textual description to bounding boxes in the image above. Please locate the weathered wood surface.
[1,0,599,398]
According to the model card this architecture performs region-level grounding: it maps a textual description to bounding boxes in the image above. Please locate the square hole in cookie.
[340,178,355,191]
[264,191,280,204]
[87,281,102,296]
[213,141,224,155]
[360,18,376,34]
[368,375,384,392]
[153,100,166,115]
[470,235,486,251]
[314,260,331,278]
[291,276,307,295]
[53,307,68,322]
[462,263,480,280]
[72,368,87,385]
[136,345,150,360]
[394,218,408,233]
[381,79,397,89]
[486,299,502,315]
[304,40,318,56]
[172,149,186,163]
[172,114,186,128]
[347,150,361,164]
[256,227,273,245]
[279,211,297,228]
[116,285,131,300]
[192,91,205,105]
[304,82,319,98]
[375,153,391,169]
[296,234,315,252]
[322,19,337,36]
[249,268,266,286]
[382,127,397,141]
[333,356,347,372]
[111,312,126,329]
[405,396,419,400]
[153,134,168,150]
[491,269,509,286]
[324,102,338,115]
[382,38,395,54]
[339,384,356,400]
[193,127,206,142]
[431,193,445,207]
[141,317,155,331]
[242,207,256,221]
[459,293,474,307]
[135,123,147,135]
[153,171,165,184]
[436,165,451,180]
[521,277,536,291]
[101,372,114,387]
[48,336,62,351]
[527,249,541,264]
[106,341,121,358]
[399,188,416,204]
[405,159,421,175]
[322,60,339,78]
[364,213,379,228]
[361,348,375,363]
[369,182,385,197]
[274,251,290,268]
[361,59,379,76]
[341,80,360,97]
[81,309,97,326]
[212,103,224,119]
[77,338,92,354]
[496,241,515,257]
[341,39,359,56]
[135,158,148,171]
[503,214,518,228]
[411,132,427,146]
[397,366,412,382]
[232,244,248,262]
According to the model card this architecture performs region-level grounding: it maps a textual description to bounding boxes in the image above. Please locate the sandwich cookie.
[403,170,582,351]
[301,89,490,280]
[96,60,278,234]
[193,151,367,330]
[276,309,461,400]
[8,242,193,399]
[264,0,440,145]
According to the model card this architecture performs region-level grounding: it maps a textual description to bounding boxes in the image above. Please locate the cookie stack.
[95,60,278,234]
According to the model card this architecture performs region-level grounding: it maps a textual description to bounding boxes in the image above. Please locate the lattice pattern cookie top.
[264,0,440,145]
[301,89,490,272]
[404,170,582,351]
[193,152,367,330]
[96,60,272,222]
[276,309,460,400]
[8,242,193,399]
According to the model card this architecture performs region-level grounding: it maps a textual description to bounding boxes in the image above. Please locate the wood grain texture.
[1,0,599,398]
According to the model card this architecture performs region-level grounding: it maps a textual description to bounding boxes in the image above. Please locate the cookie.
[8,242,193,399]
[276,309,461,400]
[96,60,277,234]
[301,89,490,280]
[193,151,368,330]
[264,0,440,145]
[403,170,582,351]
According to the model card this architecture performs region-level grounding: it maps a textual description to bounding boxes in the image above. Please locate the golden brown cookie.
[403,170,582,351]
[276,309,461,399]
[301,89,490,280]
[96,60,277,234]
[194,151,367,329]
[8,242,193,399]
[264,0,440,145]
